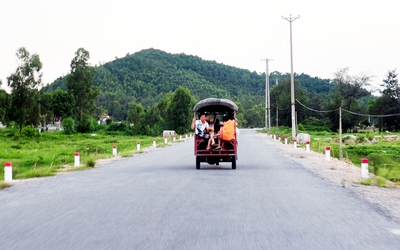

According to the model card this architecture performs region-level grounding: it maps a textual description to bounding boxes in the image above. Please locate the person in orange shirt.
[216,116,237,149]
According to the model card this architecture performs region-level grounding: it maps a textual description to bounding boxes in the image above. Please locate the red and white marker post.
[325,146,331,161]
[306,141,310,152]
[179,135,182,140]
[113,145,117,156]
[294,139,297,148]
[137,141,141,151]
[4,162,12,182]
[284,136,288,145]
[153,139,156,147]
[361,158,369,179]
[164,136,168,144]
[173,136,176,142]
[74,152,80,167]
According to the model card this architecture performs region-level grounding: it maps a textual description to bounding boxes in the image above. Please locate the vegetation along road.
[1,129,400,249]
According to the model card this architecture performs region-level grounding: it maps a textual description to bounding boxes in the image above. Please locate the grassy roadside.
[0,128,184,188]
[260,127,400,185]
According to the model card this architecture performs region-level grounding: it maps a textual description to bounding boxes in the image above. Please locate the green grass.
[0,181,12,189]
[263,128,400,185]
[0,128,174,186]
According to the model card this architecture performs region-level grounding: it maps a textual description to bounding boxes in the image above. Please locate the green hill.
[44,48,334,121]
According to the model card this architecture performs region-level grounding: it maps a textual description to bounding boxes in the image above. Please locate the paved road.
[1,129,400,249]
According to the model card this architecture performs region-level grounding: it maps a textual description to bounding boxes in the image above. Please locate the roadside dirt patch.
[260,133,400,223]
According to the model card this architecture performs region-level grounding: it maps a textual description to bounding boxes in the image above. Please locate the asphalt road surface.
[1,129,400,249]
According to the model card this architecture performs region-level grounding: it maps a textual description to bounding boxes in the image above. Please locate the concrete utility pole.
[261,58,272,130]
[282,14,300,140]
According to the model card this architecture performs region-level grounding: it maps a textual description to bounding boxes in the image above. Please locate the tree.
[270,79,307,128]
[38,90,53,127]
[66,48,99,121]
[0,89,11,124]
[244,103,264,128]
[369,69,400,131]
[143,106,163,136]
[127,101,145,134]
[50,90,74,122]
[369,95,400,131]
[325,68,372,131]
[127,102,145,125]
[7,47,42,135]
[167,87,193,134]
[380,69,399,99]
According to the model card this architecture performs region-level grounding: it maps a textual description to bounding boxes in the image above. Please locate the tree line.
[1,47,399,137]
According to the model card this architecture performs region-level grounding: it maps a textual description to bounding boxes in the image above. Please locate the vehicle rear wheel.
[232,157,236,169]
[196,156,200,169]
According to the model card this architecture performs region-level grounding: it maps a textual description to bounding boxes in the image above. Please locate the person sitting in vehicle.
[214,118,221,134]
[215,115,237,150]
[191,114,216,150]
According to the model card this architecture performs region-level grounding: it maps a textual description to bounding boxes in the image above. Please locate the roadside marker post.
[164,136,168,144]
[294,139,297,148]
[185,134,188,139]
[4,162,12,182]
[113,145,117,156]
[153,139,156,147]
[278,136,281,142]
[306,141,310,152]
[284,136,288,145]
[273,134,276,140]
[179,135,182,140]
[325,146,330,161]
[137,142,140,151]
[74,152,80,167]
[173,136,176,142]
[361,158,369,179]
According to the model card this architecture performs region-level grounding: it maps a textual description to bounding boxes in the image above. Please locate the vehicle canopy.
[193,98,238,117]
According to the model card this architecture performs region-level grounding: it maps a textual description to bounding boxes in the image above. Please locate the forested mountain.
[43,48,334,121]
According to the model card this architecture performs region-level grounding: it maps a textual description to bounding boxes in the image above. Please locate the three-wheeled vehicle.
[193,98,238,169]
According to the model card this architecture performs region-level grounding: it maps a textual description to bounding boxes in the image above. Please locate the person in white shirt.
[191,113,216,150]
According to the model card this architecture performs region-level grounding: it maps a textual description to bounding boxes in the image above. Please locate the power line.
[296,99,400,117]
[296,99,338,113]
[342,108,400,118]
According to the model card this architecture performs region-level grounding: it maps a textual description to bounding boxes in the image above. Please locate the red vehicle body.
[193,98,238,169]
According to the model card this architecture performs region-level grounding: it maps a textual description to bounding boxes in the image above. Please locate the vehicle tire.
[232,157,236,169]
[196,156,200,169]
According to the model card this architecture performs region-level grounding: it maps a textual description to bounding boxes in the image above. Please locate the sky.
[1,0,399,94]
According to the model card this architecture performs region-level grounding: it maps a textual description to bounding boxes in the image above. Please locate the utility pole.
[282,14,300,140]
[339,102,343,160]
[276,101,279,127]
[261,58,272,130]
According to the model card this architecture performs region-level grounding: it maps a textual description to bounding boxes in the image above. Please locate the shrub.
[106,122,128,132]
[22,125,40,138]
[86,159,96,168]
[297,124,306,132]
[76,115,95,133]
[62,117,75,134]
[357,135,365,143]
[6,121,18,137]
